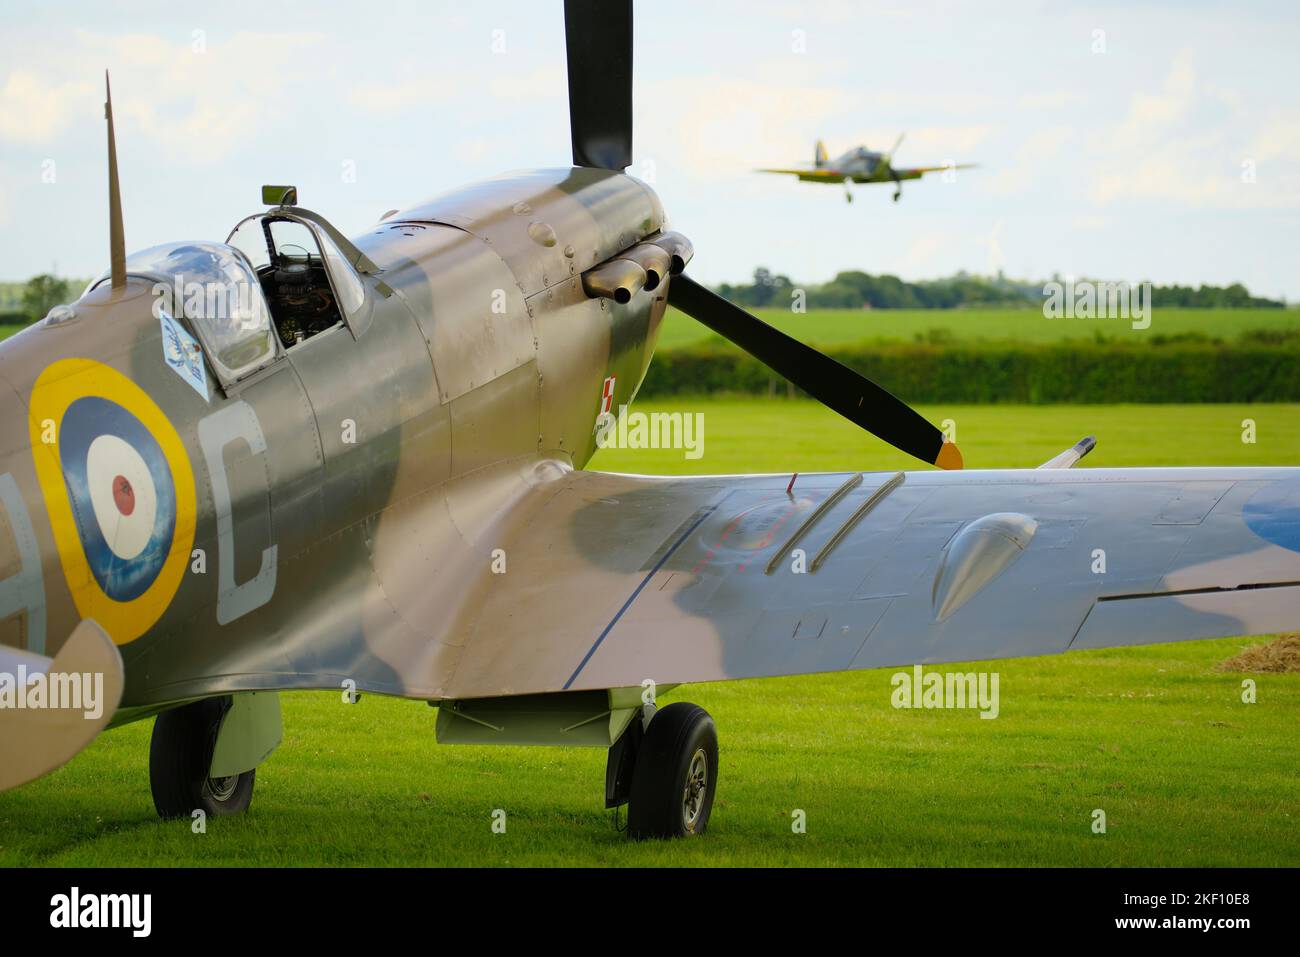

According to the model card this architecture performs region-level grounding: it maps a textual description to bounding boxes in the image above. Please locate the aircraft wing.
[435,465,1300,698]
[893,163,978,181]
[117,462,1300,709]
[755,167,842,182]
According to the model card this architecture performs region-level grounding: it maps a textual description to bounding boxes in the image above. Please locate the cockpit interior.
[227,216,347,348]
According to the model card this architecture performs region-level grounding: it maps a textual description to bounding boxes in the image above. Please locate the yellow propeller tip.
[935,442,964,470]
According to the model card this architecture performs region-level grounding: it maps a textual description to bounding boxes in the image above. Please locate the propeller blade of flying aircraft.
[667,275,963,469]
[564,0,633,170]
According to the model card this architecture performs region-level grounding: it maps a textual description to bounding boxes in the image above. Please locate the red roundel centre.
[112,475,136,516]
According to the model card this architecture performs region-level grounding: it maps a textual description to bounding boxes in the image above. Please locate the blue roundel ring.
[58,395,178,602]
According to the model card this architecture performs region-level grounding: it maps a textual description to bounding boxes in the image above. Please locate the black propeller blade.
[564,0,633,170]
[667,275,963,469]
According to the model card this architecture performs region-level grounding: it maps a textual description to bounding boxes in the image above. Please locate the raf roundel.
[62,398,175,600]
[30,359,197,645]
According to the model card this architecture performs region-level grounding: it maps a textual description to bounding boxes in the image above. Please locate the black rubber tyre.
[149,697,255,819]
[627,702,718,839]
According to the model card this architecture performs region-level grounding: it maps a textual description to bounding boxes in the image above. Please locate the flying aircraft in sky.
[1,1,1297,841]
[758,136,978,202]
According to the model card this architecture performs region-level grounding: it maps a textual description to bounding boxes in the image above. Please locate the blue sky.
[1,0,1297,298]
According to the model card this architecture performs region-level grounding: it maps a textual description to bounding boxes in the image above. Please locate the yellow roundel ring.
[29,358,196,646]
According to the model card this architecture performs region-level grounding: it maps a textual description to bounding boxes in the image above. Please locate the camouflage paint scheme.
[1,163,1299,791]
[0,168,666,722]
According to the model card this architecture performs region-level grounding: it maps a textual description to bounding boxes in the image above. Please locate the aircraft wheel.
[149,697,255,819]
[627,702,718,839]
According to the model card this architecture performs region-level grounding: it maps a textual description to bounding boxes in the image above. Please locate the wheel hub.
[682,748,708,829]
[203,774,238,803]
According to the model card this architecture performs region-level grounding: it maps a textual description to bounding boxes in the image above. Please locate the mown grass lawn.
[590,399,1300,474]
[2,401,1296,866]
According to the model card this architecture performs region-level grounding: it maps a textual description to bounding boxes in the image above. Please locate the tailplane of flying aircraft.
[0,1,1296,841]
[759,134,978,202]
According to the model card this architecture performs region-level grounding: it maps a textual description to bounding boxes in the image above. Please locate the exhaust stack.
[649,231,694,275]
[581,230,696,304]
[582,258,647,304]
[621,242,672,291]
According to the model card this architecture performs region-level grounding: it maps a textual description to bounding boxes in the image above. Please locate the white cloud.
[899,232,953,273]
[1086,51,1300,210]
[0,30,328,163]
[986,125,1075,196]
[348,62,465,114]
[487,65,565,102]
[834,125,993,160]
[1017,90,1088,110]
[453,138,495,164]
[0,71,95,144]
[635,73,856,176]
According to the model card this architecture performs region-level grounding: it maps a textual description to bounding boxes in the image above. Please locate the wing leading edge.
[439,465,1300,698]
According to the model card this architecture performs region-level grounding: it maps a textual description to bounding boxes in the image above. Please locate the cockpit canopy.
[78,209,372,391]
[86,240,279,383]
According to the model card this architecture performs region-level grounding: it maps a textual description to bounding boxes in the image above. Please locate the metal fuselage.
[809,149,919,184]
[0,167,669,717]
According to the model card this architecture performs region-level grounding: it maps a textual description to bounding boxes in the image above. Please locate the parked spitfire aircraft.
[1,2,1297,841]
[758,136,977,202]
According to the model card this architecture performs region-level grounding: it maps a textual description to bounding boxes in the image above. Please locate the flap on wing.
[1073,584,1300,650]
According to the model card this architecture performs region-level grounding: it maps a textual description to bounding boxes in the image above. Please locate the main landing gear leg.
[606,701,719,839]
[149,692,281,820]
[150,697,255,818]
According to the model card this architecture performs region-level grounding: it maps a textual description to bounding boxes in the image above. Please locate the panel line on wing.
[1096,579,1300,601]
[562,504,717,690]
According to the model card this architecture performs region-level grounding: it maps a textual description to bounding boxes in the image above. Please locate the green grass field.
[2,401,1297,866]
[591,399,1300,474]
[654,306,1300,351]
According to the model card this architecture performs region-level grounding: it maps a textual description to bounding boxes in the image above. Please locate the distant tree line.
[0,268,1287,328]
[0,275,83,326]
[714,268,1287,310]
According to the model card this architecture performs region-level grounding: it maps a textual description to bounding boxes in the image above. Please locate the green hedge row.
[639,342,1300,403]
